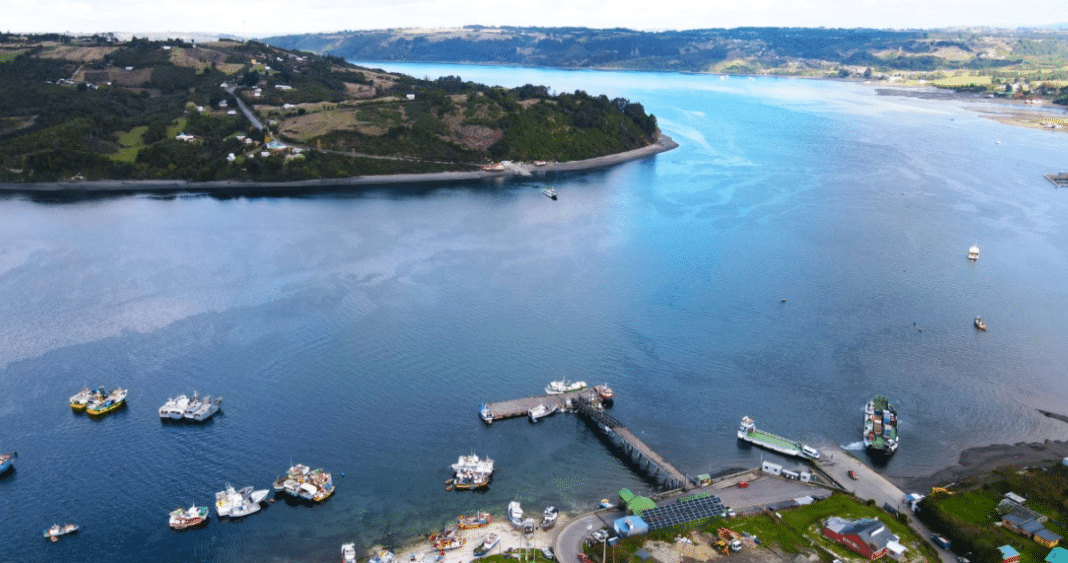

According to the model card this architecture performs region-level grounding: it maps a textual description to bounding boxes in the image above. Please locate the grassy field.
[938,492,998,526]
[0,50,25,63]
[931,75,994,87]
[107,126,148,163]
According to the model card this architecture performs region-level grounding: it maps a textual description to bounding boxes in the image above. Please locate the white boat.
[342,543,357,563]
[507,501,523,529]
[185,395,222,422]
[542,188,557,200]
[540,506,558,530]
[544,379,586,394]
[183,392,202,418]
[159,394,189,420]
[968,244,980,260]
[43,523,79,541]
[275,464,335,502]
[528,403,557,422]
[215,484,266,518]
[478,403,493,425]
[473,533,499,557]
[450,454,494,490]
[523,517,535,537]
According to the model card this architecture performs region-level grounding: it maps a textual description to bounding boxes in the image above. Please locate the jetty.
[481,387,693,491]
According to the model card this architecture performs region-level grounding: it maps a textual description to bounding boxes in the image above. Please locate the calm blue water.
[2,64,1068,563]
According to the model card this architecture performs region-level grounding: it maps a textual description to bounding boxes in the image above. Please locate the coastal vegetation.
[264,26,1068,104]
[0,33,658,183]
[917,463,1068,563]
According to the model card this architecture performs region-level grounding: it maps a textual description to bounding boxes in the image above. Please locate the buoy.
[341,472,345,477]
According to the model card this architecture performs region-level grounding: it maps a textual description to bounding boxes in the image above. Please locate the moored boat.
[544,379,586,394]
[968,244,980,260]
[450,453,494,490]
[86,387,127,416]
[457,510,491,529]
[540,506,558,530]
[473,532,499,557]
[342,543,357,563]
[159,394,190,420]
[594,384,614,400]
[169,504,209,529]
[542,188,557,200]
[736,416,806,458]
[275,463,335,502]
[185,395,222,422]
[43,523,79,541]
[863,395,899,455]
[70,387,103,411]
[478,403,493,425]
[975,316,987,331]
[507,500,523,529]
[0,451,16,475]
[528,403,557,423]
[215,484,268,517]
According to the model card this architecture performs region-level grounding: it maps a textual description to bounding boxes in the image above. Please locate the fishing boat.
[507,501,524,529]
[478,403,493,425]
[215,484,268,517]
[542,188,557,200]
[169,504,209,529]
[473,533,499,557]
[369,549,395,563]
[968,244,980,261]
[430,528,467,551]
[342,543,357,563]
[0,451,16,475]
[975,316,987,331]
[43,523,78,541]
[159,395,190,420]
[594,384,614,400]
[450,454,494,490]
[275,463,335,502]
[523,517,535,537]
[540,506,559,530]
[86,387,127,416]
[528,403,557,422]
[863,395,899,455]
[544,379,586,394]
[70,387,103,411]
[185,395,222,422]
[457,510,491,529]
[598,498,613,509]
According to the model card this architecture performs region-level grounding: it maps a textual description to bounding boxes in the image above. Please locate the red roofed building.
[822,517,899,560]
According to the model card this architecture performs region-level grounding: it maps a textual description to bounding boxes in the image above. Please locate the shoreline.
[898,437,1068,493]
[0,134,678,195]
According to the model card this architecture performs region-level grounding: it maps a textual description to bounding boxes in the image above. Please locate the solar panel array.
[641,495,725,531]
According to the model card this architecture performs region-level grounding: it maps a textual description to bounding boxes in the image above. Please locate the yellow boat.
[86,387,128,416]
[69,387,104,411]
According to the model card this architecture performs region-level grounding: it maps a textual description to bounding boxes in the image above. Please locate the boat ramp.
[480,388,694,491]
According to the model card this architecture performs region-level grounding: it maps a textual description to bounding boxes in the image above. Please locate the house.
[1036,529,1063,548]
[1006,492,1027,505]
[762,461,783,475]
[1046,547,1068,563]
[1004,512,1048,537]
[613,516,649,538]
[999,545,1021,563]
[822,517,899,560]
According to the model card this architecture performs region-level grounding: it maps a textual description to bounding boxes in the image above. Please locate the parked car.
[848,470,859,480]
[578,554,594,563]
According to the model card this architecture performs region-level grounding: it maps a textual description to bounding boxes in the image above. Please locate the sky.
[4,0,1066,37]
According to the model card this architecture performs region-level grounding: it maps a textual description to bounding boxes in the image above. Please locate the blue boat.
[473,533,499,557]
[0,451,15,475]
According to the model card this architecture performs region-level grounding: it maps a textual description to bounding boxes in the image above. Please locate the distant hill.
[0,33,658,183]
[263,26,1068,77]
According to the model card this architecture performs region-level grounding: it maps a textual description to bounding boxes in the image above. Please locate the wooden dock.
[481,386,693,491]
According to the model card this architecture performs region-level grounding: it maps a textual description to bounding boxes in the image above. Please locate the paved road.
[224,86,264,131]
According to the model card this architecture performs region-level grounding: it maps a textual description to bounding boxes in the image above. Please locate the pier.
[481,387,693,491]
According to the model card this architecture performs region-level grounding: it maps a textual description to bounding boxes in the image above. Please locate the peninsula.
[0,33,664,186]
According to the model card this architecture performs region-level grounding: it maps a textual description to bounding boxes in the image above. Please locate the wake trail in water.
[841,441,866,451]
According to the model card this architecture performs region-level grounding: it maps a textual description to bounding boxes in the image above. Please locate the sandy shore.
[379,515,569,563]
[0,134,678,194]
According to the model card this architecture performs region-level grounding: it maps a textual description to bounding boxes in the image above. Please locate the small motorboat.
[598,498,613,508]
[542,188,557,200]
[540,506,559,530]
[528,403,557,423]
[968,244,979,261]
[974,316,987,331]
[342,543,357,563]
[0,451,16,475]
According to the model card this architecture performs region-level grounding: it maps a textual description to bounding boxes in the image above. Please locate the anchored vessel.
[159,395,191,420]
[968,244,980,260]
[863,395,899,455]
[86,387,127,416]
[169,505,209,529]
[70,387,104,411]
[215,484,269,517]
[0,451,16,474]
[975,316,987,331]
[449,454,494,490]
[545,379,586,394]
[528,403,557,423]
[186,395,222,422]
[273,463,336,502]
[737,416,819,460]
[43,523,79,541]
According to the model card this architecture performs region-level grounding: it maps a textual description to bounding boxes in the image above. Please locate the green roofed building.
[618,488,657,516]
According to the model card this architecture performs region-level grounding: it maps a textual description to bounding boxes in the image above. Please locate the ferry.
[86,387,127,416]
[169,504,209,529]
[545,379,586,394]
[737,416,814,459]
[43,523,78,541]
[450,453,494,490]
[473,533,499,557]
[968,244,980,260]
[0,451,16,474]
[457,510,491,529]
[70,387,104,411]
[863,395,899,455]
[975,316,987,331]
